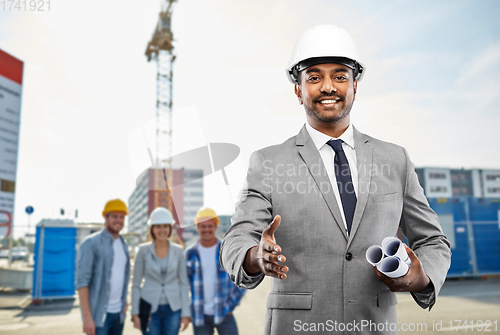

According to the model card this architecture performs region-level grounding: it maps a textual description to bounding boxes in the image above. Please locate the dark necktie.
[326,139,357,234]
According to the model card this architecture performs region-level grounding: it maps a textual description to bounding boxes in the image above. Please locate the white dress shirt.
[305,122,358,234]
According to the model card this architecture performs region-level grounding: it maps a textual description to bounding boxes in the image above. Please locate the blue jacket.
[75,229,130,327]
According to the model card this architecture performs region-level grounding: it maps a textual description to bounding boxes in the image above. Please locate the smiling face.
[104,212,125,237]
[151,224,172,241]
[295,63,357,131]
[196,218,218,244]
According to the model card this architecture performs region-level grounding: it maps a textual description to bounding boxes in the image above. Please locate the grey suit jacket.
[220,125,451,335]
[131,241,191,317]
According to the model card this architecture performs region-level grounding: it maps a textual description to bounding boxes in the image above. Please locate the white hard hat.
[148,207,175,226]
[287,24,365,84]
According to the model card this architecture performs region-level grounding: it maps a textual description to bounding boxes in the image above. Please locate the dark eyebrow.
[332,68,348,74]
[305,67,321,74]
[305,67,349,75]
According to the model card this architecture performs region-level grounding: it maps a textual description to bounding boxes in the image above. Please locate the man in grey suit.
[220,25,451,334]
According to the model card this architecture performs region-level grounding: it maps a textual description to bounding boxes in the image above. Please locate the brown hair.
[147,224,172,242]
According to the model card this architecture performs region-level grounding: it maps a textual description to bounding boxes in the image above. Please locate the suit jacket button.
[345,252,353,261]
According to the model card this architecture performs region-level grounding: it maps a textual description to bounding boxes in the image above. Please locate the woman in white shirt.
[132,207,191,335]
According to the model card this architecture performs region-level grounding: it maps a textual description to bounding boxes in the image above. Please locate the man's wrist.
[417,276,433,294]
[80,306,93,319]
[419,274,431,292]
[243,246,260,275]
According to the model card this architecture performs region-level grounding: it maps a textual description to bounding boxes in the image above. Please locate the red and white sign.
[0,49,23,237]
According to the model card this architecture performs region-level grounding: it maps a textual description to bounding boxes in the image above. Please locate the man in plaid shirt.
[186,207,246,335]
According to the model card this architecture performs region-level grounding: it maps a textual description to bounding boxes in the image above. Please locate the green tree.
[14,238,26,247]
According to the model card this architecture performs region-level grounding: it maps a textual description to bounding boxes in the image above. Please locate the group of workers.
[75,199,244,335]
[76,24,451,335]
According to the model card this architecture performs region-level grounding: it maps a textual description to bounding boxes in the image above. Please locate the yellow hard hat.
[102,199,128,217]
[195,207,219,226]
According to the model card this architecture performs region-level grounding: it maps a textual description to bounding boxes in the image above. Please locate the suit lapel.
[347,126,373,246]
[146,243,164,282]
[296,125,348,241]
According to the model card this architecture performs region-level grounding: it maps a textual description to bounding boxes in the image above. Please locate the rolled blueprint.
[365,236,411,278]
[381,237,411,266]
[376,255,410,278]
[365,245,384,266]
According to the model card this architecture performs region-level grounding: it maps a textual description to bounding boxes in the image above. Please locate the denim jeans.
[94,312,124,335]
[147,304,181,335]
[193,313,238,335]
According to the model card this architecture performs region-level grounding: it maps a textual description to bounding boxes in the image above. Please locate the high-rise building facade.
[128,168,203,242]
[182,170,204,228]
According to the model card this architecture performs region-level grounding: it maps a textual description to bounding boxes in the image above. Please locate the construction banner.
[0,49,23,237]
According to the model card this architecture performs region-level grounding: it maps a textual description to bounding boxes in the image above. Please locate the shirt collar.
[305,122,355,151]
[195,238,221,247]
[100,228,119,242]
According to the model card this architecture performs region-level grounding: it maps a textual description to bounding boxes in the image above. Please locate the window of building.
[486,175,500,182]
[185,192,203,197]
[453,186,472,196]
[184,176,203,183]
[487,187,500,193]
[430,186,447,192]
[429,173,446,179]
[185,201,203,206]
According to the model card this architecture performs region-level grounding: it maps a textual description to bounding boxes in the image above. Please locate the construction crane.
[145,0,177,164]
[145,0,183,244]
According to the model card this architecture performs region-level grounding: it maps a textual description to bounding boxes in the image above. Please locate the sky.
[1,0,500,238]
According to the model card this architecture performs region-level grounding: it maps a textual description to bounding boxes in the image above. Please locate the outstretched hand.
[243,215,289,279]
[375,245,430,292]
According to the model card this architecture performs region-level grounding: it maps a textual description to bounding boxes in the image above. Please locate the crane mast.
[145,0,177,165]
[145,0,180,241]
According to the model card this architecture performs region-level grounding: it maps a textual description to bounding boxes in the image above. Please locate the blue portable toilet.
[468,198,500,274]
[33,219,77,300]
